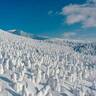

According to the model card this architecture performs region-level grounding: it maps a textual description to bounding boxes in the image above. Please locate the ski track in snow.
[0,29,96,96]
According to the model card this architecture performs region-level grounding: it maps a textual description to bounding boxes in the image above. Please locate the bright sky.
[0,0,96,38]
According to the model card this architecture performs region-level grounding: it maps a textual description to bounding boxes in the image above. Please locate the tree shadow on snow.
[0,76,12,83]
[6,88,21,96]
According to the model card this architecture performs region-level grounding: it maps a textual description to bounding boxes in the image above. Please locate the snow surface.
[0,29,96,96]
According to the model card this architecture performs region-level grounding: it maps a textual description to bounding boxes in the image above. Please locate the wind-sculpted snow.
[0,29,96,96]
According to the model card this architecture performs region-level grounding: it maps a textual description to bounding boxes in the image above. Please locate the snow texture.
[0,29,96,96]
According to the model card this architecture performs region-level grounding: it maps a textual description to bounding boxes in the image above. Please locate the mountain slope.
[8,29,49,40]
[0,29,96,96]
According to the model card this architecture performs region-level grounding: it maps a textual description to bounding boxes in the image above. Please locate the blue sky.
[0,0,96,38]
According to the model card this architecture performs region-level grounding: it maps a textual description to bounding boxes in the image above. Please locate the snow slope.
[8,29,48,40]
[0,29,96,96]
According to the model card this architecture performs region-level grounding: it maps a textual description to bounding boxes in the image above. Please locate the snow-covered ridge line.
[0,29,96,96]
[7,29,96,42]
[7,29,49,40]
[48,37,96,43]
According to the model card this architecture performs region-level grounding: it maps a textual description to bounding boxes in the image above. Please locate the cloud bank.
[62,32,76,38]
[61,0,96,28]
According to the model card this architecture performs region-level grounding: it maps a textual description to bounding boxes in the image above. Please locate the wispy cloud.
[60,0,96,28]
[62,32,76,38]
[87,0,96,3]
[48,10,53,15]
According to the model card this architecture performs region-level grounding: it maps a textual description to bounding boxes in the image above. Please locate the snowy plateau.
[0,29,96,96]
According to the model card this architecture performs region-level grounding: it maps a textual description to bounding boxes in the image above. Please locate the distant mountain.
[8,29,49,40]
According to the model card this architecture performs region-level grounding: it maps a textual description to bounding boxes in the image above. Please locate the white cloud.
[87,0,96,3]
[48,10,53,15]
[63,32,76,38]
[60,0,96,28]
